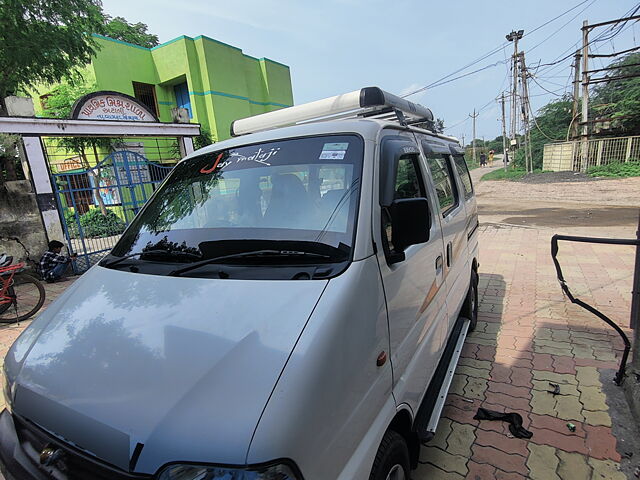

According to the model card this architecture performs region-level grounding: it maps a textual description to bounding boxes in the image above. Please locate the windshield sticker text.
[200,147,281,174]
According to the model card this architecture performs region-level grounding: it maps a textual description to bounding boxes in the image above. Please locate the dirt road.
[471,166,640,236]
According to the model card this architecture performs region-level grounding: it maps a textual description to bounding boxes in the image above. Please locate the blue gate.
[52,151,175,272]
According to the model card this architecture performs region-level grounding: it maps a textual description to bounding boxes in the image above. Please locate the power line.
[401,0,598,98]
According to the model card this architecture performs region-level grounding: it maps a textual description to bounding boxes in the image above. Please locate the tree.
[590,53,640,136]
[433,118,445,134]
[0,0,104,112]
[517,96,572,170]
[103,16,159,48]
[0,134,22,185]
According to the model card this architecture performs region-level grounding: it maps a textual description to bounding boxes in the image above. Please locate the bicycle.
[0,255,46,323]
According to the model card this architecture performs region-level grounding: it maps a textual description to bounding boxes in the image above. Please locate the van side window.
[383,155,426,251]
[452,155,474,199]
[426,155,459,217]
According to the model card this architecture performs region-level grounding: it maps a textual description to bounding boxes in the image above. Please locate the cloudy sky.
[101,0,638,141]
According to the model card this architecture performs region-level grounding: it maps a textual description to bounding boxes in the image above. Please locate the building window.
[132,81,159,117]
[174,82,192,118]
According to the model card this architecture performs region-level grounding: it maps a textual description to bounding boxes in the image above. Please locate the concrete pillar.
[178,136,195,158]
[21,136,65,243]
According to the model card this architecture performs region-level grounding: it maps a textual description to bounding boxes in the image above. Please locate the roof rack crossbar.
[230,86,435,136]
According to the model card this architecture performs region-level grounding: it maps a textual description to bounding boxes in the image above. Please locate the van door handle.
[435,255,443,272]
[446,242,452,268]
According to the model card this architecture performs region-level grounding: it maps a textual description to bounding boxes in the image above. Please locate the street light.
[505,30,524,42]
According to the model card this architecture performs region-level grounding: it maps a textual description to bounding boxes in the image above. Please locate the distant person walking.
[480,152,487,167]
[39,240,76,283]
[488,149,495,166]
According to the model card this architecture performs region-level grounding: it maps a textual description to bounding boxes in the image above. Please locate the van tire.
[462,271,478,332]
[369,430,410,480]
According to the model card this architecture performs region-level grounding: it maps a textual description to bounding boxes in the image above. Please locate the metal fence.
[543,135,640,172]
[44,137,181,271]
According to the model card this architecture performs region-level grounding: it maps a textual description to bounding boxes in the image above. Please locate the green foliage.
[64,210,80,238]
[79,208,126,238]
[480,168,543,181]
[103,16,159,48]
[0,134,23,183]
[43,82,114,160]
[0,0,104,103]
[587,161,640,178]
[591,54,640,136]
[193,129,216,151]
[517,96,573,170]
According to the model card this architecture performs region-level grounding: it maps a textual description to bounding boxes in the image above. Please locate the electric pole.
[580,19,589,171]
[461,133,465,148]
[506,30,524,158]
[500,92,508,171]
[470,109,478,164]
[570,53,581,140]
[520,52,533,173]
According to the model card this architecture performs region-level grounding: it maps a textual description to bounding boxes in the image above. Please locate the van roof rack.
[230,86,435,137]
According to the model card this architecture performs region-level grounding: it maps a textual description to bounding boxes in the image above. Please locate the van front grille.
[13,414,152,480]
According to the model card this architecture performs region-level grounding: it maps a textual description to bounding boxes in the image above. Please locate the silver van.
[0,87,479,480]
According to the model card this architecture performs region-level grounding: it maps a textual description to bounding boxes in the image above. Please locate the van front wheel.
[369,430,410,480]
[462,271,479,332]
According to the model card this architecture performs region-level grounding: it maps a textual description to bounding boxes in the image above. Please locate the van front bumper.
[0,408,47,480]
[0,408,150,480]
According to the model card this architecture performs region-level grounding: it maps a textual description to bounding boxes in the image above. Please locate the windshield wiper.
[101,249,202,268]
[168,249,331,277]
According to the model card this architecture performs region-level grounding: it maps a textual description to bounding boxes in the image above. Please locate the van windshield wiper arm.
[101,249,202,268]
[168,249,331,277]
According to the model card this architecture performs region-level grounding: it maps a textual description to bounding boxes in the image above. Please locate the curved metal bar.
[551,234,640,385]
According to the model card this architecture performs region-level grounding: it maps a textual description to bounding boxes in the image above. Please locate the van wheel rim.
[386,464,405,480]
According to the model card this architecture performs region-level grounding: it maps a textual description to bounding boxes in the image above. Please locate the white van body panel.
[247,256,391,479]
[7,266,328,473]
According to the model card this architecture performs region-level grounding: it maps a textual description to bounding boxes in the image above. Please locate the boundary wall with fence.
[543,135,640,172]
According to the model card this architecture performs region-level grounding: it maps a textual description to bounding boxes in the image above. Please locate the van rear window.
[453,155,474,200]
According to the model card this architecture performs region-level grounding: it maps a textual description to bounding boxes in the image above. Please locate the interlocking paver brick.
[554,392,586,422]
[414,462,465,480]
[446,421,475,457]
[587,458,626,480]
[472,445,528,475]
[458,358,492,371]
[466,461,496,480]
[557,451,592,480]
[527,444,560,480]
[582,410,612,427]
[418,447,468,476]
[584,425,621,462]
[577,385,608,412]
[530,388,557,416]
[464,376,487,400]
[474,428,528,457]
[450,373,467,397]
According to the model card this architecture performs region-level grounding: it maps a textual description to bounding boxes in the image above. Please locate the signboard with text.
[70,91,158,122]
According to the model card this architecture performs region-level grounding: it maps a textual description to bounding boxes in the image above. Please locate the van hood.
[7,266,327,474]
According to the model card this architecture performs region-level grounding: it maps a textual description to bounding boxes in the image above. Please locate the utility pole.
[580,19,590,171]
[506,30,524,158]
[570,53,581,140]
[461,133,465,149]
[500,92,508,171]
[470,109,478,165]
[520,52,533,173]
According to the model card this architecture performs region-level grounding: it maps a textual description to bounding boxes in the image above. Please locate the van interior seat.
[263,174,313,227]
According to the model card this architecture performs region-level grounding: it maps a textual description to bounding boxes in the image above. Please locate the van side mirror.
[389,198,431,263]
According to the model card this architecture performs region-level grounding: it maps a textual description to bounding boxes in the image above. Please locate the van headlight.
[157,462,301,479]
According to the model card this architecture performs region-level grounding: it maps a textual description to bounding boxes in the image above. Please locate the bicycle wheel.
[0,274,46,322]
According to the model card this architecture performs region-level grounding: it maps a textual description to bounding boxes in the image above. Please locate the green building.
[34,33,293,143]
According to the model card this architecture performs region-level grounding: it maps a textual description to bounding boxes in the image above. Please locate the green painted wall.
[31,33,293,143]
[89,34,293,141]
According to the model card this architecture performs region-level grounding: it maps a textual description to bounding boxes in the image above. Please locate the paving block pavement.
[0,222,634,480]
[415,224,633,479]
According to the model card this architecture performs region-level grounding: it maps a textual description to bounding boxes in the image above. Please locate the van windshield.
[110,135,363,273]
